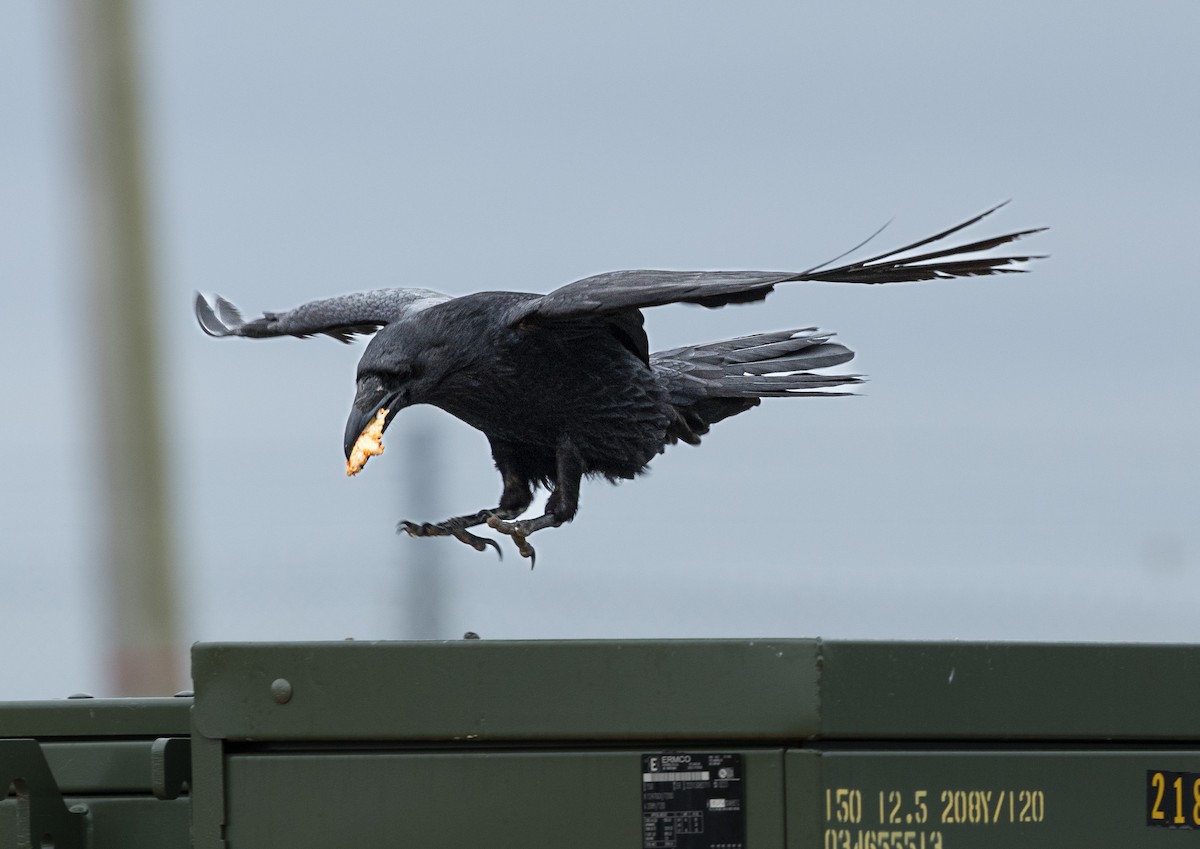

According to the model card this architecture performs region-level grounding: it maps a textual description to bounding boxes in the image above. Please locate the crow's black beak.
[344,386,402,460]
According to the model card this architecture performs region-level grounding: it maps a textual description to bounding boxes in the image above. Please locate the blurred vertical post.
[403,427,446,638]
[67,0,181,694]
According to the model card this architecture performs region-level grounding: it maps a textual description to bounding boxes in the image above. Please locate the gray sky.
[3,1,1198,699]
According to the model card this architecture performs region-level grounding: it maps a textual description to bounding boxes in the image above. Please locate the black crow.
[196,203,1043,563]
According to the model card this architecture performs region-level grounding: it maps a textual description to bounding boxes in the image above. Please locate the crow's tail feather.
[650,328,862,444]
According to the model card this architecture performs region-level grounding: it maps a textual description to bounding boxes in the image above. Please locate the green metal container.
[0,696,191,849]
[188,639,1200,848]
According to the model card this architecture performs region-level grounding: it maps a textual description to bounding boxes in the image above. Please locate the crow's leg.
[398,468,533,559]
[487,436,584,566]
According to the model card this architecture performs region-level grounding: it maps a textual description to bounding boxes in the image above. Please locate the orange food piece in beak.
[345,407,389,476]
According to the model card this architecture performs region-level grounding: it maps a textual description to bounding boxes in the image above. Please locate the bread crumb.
[346,407,388,476]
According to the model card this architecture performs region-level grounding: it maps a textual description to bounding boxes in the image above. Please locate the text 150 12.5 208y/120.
[825,787,1046,828]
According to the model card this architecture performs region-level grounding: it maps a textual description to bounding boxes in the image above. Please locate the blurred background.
[3,1,1197,699]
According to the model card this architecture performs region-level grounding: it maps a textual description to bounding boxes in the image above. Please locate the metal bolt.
[270,678,293,704]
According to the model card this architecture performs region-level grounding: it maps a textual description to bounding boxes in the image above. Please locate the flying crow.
[196,203,1043,563]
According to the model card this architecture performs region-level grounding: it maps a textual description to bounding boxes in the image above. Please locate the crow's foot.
[398,516,502,559]
[485,517,536,565]
[485,513,563,568]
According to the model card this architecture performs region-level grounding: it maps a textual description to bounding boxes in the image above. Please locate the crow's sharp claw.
[455,530,502,560]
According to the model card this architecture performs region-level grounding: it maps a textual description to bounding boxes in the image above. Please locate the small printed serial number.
[1147,770,1200,829]
[824,829,943,849]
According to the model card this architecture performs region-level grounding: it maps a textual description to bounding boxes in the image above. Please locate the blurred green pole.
[67,0,182,695]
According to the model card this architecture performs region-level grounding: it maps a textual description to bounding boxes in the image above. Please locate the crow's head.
[343,325,446,461]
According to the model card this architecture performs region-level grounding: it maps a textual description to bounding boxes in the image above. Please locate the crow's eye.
[388,363,413,381]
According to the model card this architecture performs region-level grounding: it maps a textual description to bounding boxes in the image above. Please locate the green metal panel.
[818,642,1200,741]
[0,698,190,738]
[786,750,823,849]
[189,733,226,849]
[192,640,1200,745]
[191,639,821,742]
[222,748,785,848]
[38,741,170,793]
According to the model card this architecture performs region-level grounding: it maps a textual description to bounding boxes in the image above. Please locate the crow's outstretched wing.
[194,288,451,343]
[511,203,1045,324]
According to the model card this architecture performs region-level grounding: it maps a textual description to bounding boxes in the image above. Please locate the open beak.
[343,387,403,460]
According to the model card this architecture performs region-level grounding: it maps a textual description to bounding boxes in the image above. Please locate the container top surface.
[189,639,1200,744]
[0,697,192,739]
